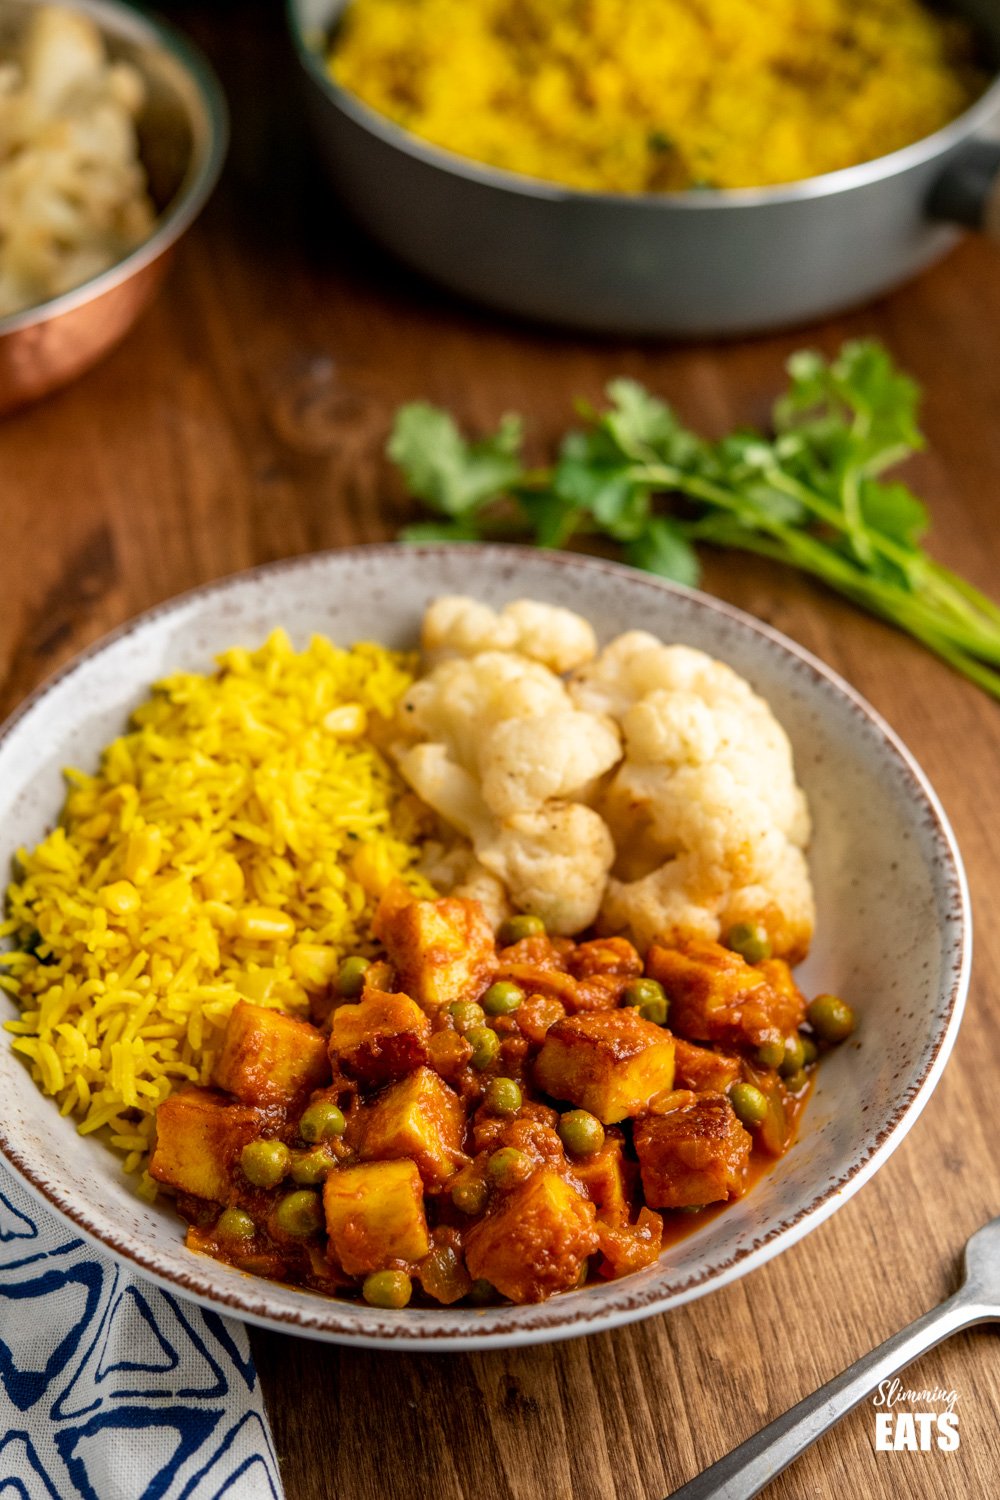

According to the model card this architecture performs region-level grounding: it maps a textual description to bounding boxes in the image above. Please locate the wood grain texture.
[3,3,1000,1495]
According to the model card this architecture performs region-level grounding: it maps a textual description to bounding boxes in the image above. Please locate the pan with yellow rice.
[289,0,1000,334]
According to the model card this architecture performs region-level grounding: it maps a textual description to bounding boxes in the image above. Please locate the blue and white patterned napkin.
[0,1163,284,1500]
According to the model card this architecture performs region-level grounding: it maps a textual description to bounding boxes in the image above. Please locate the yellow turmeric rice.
[0,630,433,1194]
[329,0,987,192]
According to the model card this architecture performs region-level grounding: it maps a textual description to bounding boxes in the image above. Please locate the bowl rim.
[0,543,972,1350]
[286,0,1000,210]
[0,0,228,338]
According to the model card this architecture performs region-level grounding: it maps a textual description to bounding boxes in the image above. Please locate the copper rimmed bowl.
[0,546,972,1349]
[0,0,227,414]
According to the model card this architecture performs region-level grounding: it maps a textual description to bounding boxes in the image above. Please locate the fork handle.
[666,1290,992,1500]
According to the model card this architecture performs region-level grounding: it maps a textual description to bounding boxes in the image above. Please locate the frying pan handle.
[927,139,1000,236]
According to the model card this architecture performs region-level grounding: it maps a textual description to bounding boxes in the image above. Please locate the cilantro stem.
[750,468,1000,651]
[640,464,1000,665]
[692,525,1000,696]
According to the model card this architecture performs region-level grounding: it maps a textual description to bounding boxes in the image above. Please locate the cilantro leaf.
[519,491,581,549]
[602,378,706,470]
[387,404,524,518]
[775,340,923,472]
[859,479,929,550]
[624,518,700,585]
[552,457,648,541]
[830,340,922,459]
[602,378,678,457]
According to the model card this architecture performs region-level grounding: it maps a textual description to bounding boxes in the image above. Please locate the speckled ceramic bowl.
[0,546,970,1349]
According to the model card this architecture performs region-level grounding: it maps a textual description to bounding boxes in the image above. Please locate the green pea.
[216,1207,255,1241]
[290,1148,336,1186]
[724,922,772,964]
[467,1025,501,1070]
[729,1082,769,1129]
[451,1176,489,1215]
[558,1110,605,1158]
[783,1069,808,1096]
[807,994,856,1044]
[756,1039,785,1069]
[449,1000,485,1033]
[779,1035,806,1079]
[362,1270,412,1309]
[487,1147,531,1186]
[467,1278,495,1305]
[484,1077,522,1116]
[240,1138,290,1188]
[272,1189,324,1238]
[498,914,545,945]
[482,981,524,1016]
[621,978,668,1017]
[337,955,370,997]
[299,1099,346,1143]
[800,1035,819,1067]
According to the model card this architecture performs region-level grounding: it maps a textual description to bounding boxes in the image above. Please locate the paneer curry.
[150,888,855,1307]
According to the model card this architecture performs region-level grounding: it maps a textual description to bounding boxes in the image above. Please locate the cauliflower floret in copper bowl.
[0,0,225,411]
[0,5,156,317]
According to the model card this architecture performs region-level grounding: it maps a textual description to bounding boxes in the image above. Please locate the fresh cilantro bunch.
[389,341,1000,699]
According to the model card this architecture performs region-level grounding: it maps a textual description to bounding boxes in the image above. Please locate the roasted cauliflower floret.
[475,804,616,938]
[400,604,813,954]
[422,596,597,673]
[393,646,619,934]
[570,633,814,960]
[416,840,513,932]
[479,710,620,817]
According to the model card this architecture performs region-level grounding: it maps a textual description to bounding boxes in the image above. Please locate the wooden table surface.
[4,4,1000,1496]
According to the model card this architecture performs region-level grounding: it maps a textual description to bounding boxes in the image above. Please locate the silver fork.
[667,1214,1000,1499]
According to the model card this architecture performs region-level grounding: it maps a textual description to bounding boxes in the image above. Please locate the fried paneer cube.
[360,1067,466,1186]
[330,991,431,1085]
[571,1136,631,1227]
[758,957,809,1030]
[323,1159,430,1275]
[596,1207,664,1279]
[633,1094,751,1209]
[212,1001,330,1109]
[465,1170,598,1303]
[647,938,806,1050]
[534,1010,676,1124]
[151,1087,262,1201]
[566,937,643,980]
[672,1037,742,1095]
[374,892,495,1009]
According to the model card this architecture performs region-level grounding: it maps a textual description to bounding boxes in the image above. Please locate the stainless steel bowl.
[288,0,1000,337]
[0,0,227,413]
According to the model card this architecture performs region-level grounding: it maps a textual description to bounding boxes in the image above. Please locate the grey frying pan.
[288,0,1000,336]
